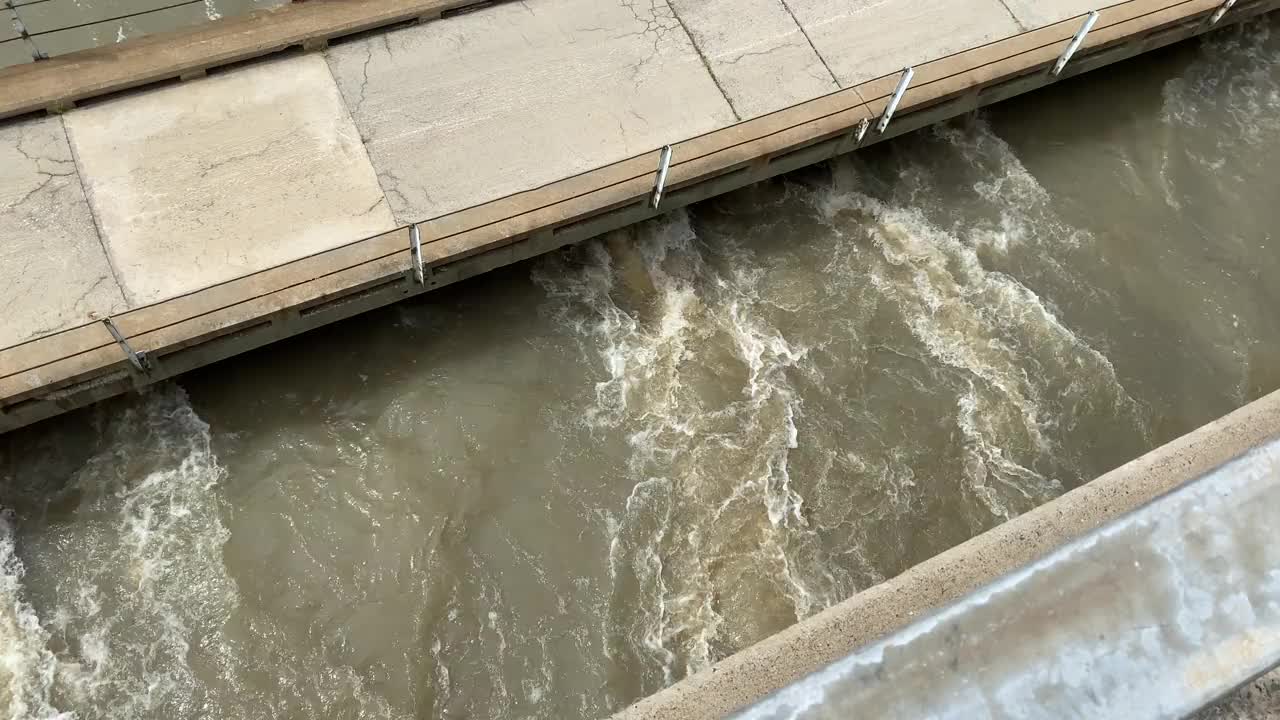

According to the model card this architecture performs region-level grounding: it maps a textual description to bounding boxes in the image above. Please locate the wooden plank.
[0,0,496,120]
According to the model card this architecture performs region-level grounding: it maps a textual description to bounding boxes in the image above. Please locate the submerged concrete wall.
[612,388,1280,719]
[2,0,1271,433]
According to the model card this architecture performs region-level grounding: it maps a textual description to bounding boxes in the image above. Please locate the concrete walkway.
[1,0,1069,347]
[1,0,1264,431]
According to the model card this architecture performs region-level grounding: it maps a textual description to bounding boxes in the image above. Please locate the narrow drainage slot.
[662,166,753,208]
[325,18,422,48]
[71,74,184,111]
[442,0,498,18]
[1,395,51,416]
[154,320,274,366]
[299,277,407,317]
[766,136,843,169]
[552,203,644,239]
[1142,22,1196,49]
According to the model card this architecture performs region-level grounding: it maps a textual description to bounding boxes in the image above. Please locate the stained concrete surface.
[669,0,840,118]
[325,0,737,222]
[63,53,396,305]
[0,116,127,348]
[784,0,1024,85]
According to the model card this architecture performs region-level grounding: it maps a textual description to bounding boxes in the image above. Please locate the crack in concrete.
[720,42,792,66]
[198,135,290,178]
[60,115,135,308]
[616,0,683,84]
[377,166,429,225]
[664,0,742,121]
[6,124,76,211]
[361,35,393,112]
[355,194,387,217]
[70,274,112,317]
[777,0,841,87]
[995,0,1029,31]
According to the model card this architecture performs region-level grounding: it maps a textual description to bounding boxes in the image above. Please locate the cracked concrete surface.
[784,0,1023,86]
[0,0,1159,350]
[62,53,397,305]
[0,116,127,348]
[670,0,840,119]
[324,0,736,221]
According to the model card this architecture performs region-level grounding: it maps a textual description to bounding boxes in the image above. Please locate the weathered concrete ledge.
[612,386,1280,719]
[0,0,1273,435]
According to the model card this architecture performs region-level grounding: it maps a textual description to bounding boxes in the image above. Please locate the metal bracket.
[102,318,150,373]
[853,117,870,145]
[1209,0,1236,24]
[409,223,425,285]
[649,145,673,209]
[876,67,914,134]
[1052,11,1099,77]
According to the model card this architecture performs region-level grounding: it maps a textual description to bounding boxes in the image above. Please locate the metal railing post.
[102,318,150,373]
[1209,0,1236,24]
[1052,11,1099,76]
[649,145,673,209]
[409,224,425,285]
[876,67,914,134]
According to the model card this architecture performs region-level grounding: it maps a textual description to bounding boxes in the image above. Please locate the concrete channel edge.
[0,0,1273,435]
[610,387,1280,720]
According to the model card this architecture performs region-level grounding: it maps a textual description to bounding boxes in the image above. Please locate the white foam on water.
[1163,21,1280,162]
[536,212,829,687]
[814,163,1139,518]
[0,388,241,719]
[0,512,71,720]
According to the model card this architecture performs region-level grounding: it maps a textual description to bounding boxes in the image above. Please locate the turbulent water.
[2,17,1279,720]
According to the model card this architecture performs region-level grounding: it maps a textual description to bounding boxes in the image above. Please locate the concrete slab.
[670,0,840,119]
[0,116,127,348]
[63,53,397,305]
[0,41,31,72]
[1000,0,1101,29]
[784,0,1023,86]
[325,0,737,222]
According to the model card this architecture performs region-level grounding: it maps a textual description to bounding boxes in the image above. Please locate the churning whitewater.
[2,17,1279,720]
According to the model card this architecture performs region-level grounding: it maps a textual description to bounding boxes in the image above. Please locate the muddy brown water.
[2,14,1279,720]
